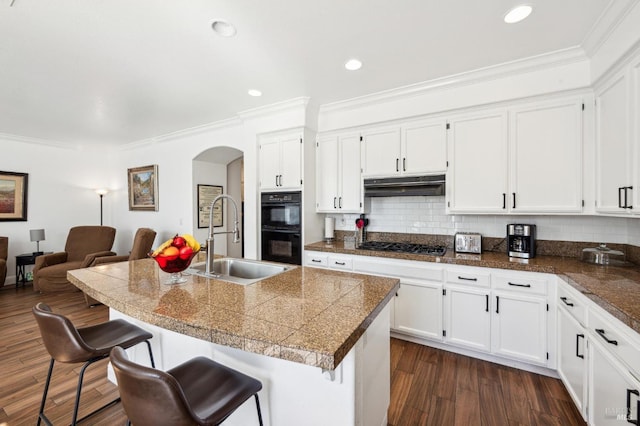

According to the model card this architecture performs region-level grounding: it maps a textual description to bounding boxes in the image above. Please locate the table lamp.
[30,229,45,255]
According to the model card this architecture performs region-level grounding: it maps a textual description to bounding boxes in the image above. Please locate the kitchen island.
[68,259,399,426]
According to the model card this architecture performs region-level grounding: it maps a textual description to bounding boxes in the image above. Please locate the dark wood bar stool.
[32,303,155,425]
[110,346,264,426]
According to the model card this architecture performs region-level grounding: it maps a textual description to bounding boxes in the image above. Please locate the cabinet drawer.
[354,257,443,281]
[446,268,490,288]
[328,256,353,270]
[305,252,328,267]
[493,273,548,295]
[590,307,640,379]
[557,280,587,326]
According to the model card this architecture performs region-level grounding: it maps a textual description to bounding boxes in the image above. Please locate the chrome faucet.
[206,194,240,276]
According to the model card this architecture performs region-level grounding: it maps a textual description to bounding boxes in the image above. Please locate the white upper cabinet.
[259,131,303,191]
[594,49,640,215]
[361,127,401,177]
[510,98,583,213]
[315,132,362,213]
[447,110,508,213]
[447,97,584,214]
[595,70,631,213]
[362,119,447,177]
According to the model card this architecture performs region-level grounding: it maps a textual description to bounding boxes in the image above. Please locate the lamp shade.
[30,229,45,242]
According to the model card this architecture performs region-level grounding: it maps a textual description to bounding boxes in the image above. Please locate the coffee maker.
[507,224,536,259]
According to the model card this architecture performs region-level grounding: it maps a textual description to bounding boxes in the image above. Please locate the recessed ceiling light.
[211,20,237,37]
[248,89,262,97]
[504,5,532,23]
[344,59,362,71]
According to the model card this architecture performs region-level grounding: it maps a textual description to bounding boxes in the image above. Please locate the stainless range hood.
[364,174,445,197]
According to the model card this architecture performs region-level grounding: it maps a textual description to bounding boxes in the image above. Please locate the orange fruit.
[162,246,179,261]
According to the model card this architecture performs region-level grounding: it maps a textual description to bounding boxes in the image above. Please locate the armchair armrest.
[81,251,117,268]
[34,252,68,272]
[92,254,131,266]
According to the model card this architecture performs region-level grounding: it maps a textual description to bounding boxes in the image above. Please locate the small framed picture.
[128,165,159,211]
[0,171,28,221]
[197,184,223,228]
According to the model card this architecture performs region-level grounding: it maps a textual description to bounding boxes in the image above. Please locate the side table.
[15,252,52,288]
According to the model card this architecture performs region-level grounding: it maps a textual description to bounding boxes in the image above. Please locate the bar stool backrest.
[32,303,94,363]
[110,346,196,425]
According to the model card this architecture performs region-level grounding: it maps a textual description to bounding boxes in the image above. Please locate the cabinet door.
[447,111,508,213]
[590,339,640,425]
[401,120,447,175]
[510,100,583,213]
[444,286,491,352]
[492,291,547,365]
[362,127,401,177]
[316,136,339,212]
[338,133,362,212]
[394,280,443,341]
[259,138,281,190]
[279,134,302,189]
[633,58,640,215]
[595,71,631,213]
[557,306,587,418]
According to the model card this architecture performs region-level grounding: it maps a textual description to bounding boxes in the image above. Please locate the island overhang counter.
[68,258,399,426]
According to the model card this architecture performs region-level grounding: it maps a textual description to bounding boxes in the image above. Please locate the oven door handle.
[262,229,301,234]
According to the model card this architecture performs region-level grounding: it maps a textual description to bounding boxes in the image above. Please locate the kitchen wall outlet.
[340,218,346,226]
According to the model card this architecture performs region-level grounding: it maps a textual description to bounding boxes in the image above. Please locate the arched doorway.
[192,146,244,257]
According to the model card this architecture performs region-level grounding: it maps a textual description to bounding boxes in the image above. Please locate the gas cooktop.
[358,241,447,256]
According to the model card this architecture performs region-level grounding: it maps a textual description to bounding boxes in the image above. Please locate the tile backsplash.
[328,196,638,245]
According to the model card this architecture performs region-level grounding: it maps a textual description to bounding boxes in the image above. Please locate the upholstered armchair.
[84,228,156,306]
[33,226,116,292]
[0,237,7,287]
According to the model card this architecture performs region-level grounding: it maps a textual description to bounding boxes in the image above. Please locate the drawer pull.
[560,297,574,307]
[311,259,322,263]
[576,334,584,359]
[626,389,639,424]
[595,328,618,346]
[508,282,531,288]
[458,276,478,282]
[334,261,346,266]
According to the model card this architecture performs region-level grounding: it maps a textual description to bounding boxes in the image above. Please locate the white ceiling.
[0,1,615,147]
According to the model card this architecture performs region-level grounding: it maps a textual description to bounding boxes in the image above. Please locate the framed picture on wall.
[128,165,159,211]
[0,171,28,221]
[197,184,223,228]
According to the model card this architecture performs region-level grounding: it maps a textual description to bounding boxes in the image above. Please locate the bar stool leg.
[37,358,55,426]
[255,394,263,426]
[144,340,155,368]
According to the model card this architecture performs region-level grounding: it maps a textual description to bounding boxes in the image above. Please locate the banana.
[151,238,173,257]
[182,234,200,251]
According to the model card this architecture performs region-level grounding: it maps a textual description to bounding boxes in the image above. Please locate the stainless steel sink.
[188,258,292,285]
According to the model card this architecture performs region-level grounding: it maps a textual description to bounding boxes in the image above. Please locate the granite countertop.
[68,259,399,370]
[305,240,640,334]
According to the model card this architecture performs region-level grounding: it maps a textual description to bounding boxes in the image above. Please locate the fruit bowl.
[150,250,199,284]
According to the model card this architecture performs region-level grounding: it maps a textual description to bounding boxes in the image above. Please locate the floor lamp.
[95,189,109,225]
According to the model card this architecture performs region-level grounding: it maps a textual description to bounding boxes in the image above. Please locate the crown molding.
[0,132,79,150]
[581,0,639,58]
[319,47,588,115]
[237,96,310,120]
[120,116,243,151]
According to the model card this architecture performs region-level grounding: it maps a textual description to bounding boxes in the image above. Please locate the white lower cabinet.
[394,279,443,341]
[444,286,491,352]
[590,338,640,425]
[492,290,547,365]
[557,306,587,419]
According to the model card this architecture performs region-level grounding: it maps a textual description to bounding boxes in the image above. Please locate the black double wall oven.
[261,191,302,265]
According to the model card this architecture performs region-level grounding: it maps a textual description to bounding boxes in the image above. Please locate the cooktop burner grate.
[358,241,446,256]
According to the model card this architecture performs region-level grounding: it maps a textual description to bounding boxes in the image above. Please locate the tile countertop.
[67,259,399,370]
[305,240,640,335]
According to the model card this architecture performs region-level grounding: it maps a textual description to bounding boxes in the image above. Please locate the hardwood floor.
[0,285,585,426]
[388,338,586,426]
